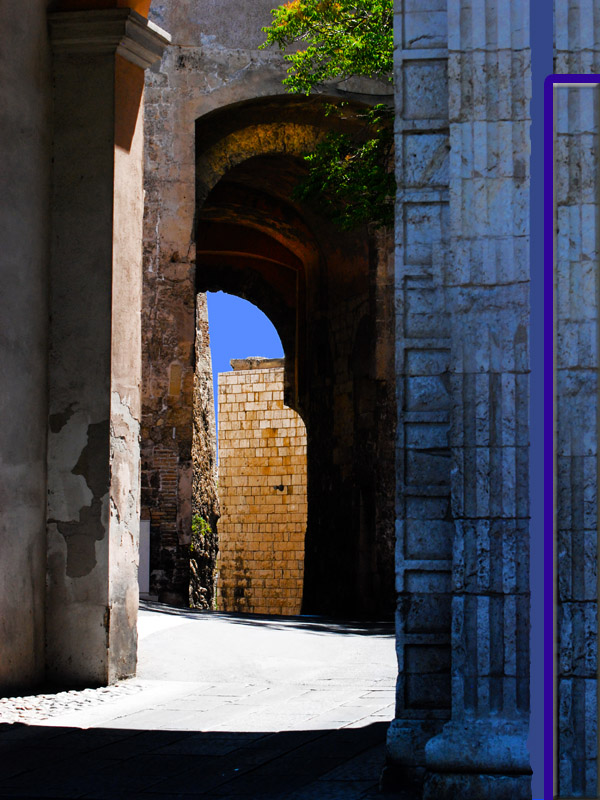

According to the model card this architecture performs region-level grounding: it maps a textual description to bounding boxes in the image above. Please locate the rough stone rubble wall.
[554,4,600,792]
[217,363,307,615]
[142,0,291,603]
[190,294,219,609]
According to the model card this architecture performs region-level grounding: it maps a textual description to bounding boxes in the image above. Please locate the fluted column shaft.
[422,1,532,797]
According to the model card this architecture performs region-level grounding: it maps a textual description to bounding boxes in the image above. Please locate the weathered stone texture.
[553,77,600,797]
[142,0,294,603]
[217,361,307,616]
[45,12,168,685]
[190,294,219,610]
[387,0,452,790]
[422,0,532,796]
[388,0,532,797]
[555,0,600,73]
[143,0,396,615]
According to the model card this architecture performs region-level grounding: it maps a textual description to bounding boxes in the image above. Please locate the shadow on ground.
[139,600,395,638]
[0,720,413,799]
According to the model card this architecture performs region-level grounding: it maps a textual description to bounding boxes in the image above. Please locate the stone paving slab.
[0,605,404,799]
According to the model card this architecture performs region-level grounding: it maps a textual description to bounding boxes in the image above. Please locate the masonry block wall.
[141,0,292,606]
[553,14,600,791]
[217,359,307,615]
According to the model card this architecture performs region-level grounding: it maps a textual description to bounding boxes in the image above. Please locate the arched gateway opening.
[193,96,396,618]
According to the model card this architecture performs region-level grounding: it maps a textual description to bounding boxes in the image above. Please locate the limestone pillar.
[553,7,600,793]
[553,81,600,798]
[386,0,453,791]
[45,9,169,685]
[422,1,532,797]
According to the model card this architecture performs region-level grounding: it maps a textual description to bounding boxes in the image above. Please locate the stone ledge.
[48,8,171,69]
[230,357,285,371]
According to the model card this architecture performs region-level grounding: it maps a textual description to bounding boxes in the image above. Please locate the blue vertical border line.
[544,73,600,800]
[543,72,554,800]
[531,5,551,795]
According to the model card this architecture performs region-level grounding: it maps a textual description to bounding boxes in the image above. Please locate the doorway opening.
[194,96,396,619]
[191,291,308,615]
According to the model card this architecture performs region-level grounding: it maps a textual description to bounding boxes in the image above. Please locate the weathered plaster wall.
[46,11,168,685]
[0,0,52,692]
[107,55,146,682]
[217,360,307,615]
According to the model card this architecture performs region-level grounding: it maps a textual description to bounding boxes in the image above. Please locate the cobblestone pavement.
[0,603,409,799]
[0,681,146,725]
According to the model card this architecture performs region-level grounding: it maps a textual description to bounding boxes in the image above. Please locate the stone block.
[558,601,598,678]
[556,319,599,369]
[558,528,598,603]
[405,375,451,411]
[403,60,448,120]
[556,455,597,531]
[405,422,449,449]
[406,449,451,487]
[558,677,598,797]
[404,203,446,265]
[404,591,453,634]
[404,518,453,560]
[403,10,447,50]
[403,132,449,188]
[556,372,598,457]
[405,348,450,377]
[405,671,451,710]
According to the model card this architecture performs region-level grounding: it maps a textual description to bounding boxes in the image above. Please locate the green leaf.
[262,1,395,230]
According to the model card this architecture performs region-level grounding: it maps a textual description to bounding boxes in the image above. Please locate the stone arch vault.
[192,97,397,617]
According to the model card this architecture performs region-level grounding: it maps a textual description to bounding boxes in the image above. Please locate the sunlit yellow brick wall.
[217,360,307,615]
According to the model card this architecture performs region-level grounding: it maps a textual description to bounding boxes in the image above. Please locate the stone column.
[422,1,531,798]
[553,7,600,792]
[385,0,453,792]
[554,81,600,798]
[45,10,169,685]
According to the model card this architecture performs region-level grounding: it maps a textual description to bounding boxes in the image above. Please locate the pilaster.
[553,79,600,799]
[386,0,452,791]
[45,9,169,685]
[421,0,532,797]
[553,4,600,796]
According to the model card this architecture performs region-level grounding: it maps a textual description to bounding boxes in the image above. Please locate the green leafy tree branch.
[261,0,394,230]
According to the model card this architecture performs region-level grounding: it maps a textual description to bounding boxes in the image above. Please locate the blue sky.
[206,291,283,439]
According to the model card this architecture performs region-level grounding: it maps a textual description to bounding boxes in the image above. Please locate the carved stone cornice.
[48,8,171,69]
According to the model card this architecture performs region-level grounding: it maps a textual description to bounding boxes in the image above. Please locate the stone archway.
[196,98,396,618]
[141,94,396,616]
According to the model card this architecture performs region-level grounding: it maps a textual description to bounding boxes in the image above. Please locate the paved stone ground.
[0,602,410,799]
